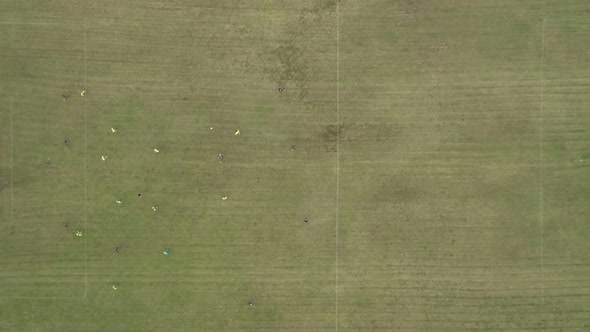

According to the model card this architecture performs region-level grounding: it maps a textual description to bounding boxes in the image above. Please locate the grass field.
[0,0,589,331]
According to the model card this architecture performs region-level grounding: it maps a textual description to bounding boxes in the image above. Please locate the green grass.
[1,0,590,331]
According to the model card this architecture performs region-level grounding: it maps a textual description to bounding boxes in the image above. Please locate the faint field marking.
[0,22,60,26]
[10,97,14,225]
[335,1,340,331]
[539,18,546,305]
[0,296,80,299]
[83,18,88,300]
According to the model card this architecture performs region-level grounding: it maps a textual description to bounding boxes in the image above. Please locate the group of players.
[62,87,309,303]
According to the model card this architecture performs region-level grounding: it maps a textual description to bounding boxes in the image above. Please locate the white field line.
[335,1,340,331]
[0,22,61,26]
[543,18,590,22]
[83,18,88,299]
[539,18,546,305]
[10,97,13,224]
[1,296,80,299]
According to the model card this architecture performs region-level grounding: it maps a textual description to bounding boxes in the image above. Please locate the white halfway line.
[539,18,546,306]
[83,18,88,300]
[10,97,14,224]
[335,1,341,331]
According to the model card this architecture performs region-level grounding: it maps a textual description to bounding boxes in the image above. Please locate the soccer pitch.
[1,0,589,330]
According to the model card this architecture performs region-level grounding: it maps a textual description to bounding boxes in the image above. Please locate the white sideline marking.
[335,1,340,331]
[539,18,546,305]
[83,18,88,300]
[10,97,13,225]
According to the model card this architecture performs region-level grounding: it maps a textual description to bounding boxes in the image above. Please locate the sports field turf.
[1,0,589,330]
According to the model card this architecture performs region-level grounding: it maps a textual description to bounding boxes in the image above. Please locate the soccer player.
[114,246,120,254]
[291,145,296,151]
[218,154,224,163]
[303,218,308,224]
